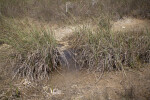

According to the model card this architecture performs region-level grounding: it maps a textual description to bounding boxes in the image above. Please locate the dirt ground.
[0,58,150,100]
[0,17,150,100]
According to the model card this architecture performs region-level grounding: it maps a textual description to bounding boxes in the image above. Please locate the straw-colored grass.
[69,18,150,72]
[0,16,59,80]
[0,0,149,22]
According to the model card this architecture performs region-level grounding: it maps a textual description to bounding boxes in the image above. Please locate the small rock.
[50,88,62,95]
[122,26,126,29]
[22,79,31,86]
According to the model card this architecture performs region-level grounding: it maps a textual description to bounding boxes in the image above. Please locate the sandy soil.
[112,17,150,32]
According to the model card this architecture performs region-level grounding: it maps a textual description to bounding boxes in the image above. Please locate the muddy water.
[57,46,79,71]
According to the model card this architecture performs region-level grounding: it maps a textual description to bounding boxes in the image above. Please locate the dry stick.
[94,59,106,84]
[70,50,80,70]
[12,62,26,81]
[95,71,104,84]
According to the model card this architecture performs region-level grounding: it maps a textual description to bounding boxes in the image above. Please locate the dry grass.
[0,0,150,80]
[0,16,60,80]
[0,0,149,23]
[0,0,150,99]
[69,18,150,72]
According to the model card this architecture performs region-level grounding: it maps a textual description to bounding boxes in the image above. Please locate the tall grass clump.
[0,16,59,80]
[70,18,150,72]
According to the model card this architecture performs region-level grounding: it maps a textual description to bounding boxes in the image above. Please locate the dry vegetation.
[0,16,59,80]
[70,17,150,72]
[0,0,150,99]
[0,0,150,22]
